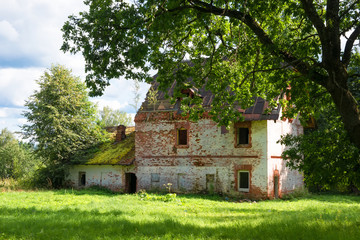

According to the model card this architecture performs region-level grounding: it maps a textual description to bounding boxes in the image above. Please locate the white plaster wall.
[68,165,133,191]
[267,118,304,197]
[136,118,269,197]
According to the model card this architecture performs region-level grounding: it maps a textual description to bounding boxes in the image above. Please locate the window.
[238,171,250,192]
[177,128,188,145]
[234,122,251,147]
[79,172,86,186]
[151,173,160,182]
[237,128,249,144]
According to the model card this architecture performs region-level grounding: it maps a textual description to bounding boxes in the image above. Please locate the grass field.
[0,189,359,240]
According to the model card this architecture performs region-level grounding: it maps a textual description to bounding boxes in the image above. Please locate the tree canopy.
[62,0,360,148]
[279,105,360,192]
[22,65,105,187]
[0,128,39,182]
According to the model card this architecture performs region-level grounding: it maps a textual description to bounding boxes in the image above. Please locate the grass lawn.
[0,189,359,240]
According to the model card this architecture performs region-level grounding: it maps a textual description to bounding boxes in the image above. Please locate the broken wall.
[135,113,269,198]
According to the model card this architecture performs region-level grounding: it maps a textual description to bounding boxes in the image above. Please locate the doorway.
[274,175,279,199]
[125,173,137,193]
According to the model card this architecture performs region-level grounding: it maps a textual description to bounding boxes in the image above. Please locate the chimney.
[116,125,126,142]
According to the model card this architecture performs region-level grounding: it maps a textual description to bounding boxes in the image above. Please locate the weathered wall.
[68,165,134,191]
[266,118,304,198]
[135,113,269,198]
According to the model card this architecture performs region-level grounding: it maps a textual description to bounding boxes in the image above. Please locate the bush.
[137,189,178,202]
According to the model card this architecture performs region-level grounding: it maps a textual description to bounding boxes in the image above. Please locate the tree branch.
[342,25,360,66]
[300,0,326,41]
[185,0,327,85]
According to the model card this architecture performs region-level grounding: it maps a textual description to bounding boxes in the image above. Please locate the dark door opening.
[125,173,137,193]
[274,175,279,199]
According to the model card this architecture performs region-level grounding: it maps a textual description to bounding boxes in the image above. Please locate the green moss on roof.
[76,132,135,165]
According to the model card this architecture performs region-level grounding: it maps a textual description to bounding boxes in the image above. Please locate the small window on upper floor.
[234,122,252,148]
[177,128,188,145]
[237,127,249,145]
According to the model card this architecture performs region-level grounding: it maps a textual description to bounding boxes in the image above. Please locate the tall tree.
[62,0,360,148]
[99,106,132,126]
[22,65,104,187]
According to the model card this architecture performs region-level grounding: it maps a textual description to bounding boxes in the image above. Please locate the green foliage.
[62,0,360,148]
[147,85,158,111]
[98,106,132,127]
[1,191,360,239]
[0,129,40,184]
[0,128,16,179]
[22,65,106,188]
[137,189,178,202]
[279,106,360,192]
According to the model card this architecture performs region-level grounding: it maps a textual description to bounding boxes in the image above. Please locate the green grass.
[0,189,360,240]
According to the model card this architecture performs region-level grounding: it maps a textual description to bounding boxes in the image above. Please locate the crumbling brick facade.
[135,111,304,199]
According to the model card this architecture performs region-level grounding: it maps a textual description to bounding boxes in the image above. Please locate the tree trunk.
[326,74,360,149]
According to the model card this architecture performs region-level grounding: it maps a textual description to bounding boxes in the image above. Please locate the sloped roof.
[139,80,281,121]
[73,131,135,166]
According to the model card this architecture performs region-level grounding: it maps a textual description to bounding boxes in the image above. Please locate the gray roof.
[139,80,281,121]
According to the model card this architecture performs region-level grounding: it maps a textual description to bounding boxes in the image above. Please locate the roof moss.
[74,131,135,165]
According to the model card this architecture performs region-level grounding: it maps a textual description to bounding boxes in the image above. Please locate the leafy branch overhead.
[62,0,360,148]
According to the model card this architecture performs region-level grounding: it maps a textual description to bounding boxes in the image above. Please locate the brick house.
[134,81,304,199]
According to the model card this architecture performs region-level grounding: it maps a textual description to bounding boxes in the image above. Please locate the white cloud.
[0,0,88,68]
[0,109,7,118]
[0,20,19,41]
[0,68,42,107]
[0,0,151,134]
[93,99,130,112]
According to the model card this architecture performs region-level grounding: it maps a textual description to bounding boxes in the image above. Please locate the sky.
[0,0,149,136]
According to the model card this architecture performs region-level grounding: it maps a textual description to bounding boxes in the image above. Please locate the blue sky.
[0,0,149,136]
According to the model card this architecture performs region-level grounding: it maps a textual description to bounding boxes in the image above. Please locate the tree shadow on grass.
[1,205,359,240]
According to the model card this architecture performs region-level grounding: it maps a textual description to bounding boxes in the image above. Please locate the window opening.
[238,171,250,192]
[151,173,160,182]
[177,128,187,145]
[237,128,249,145]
